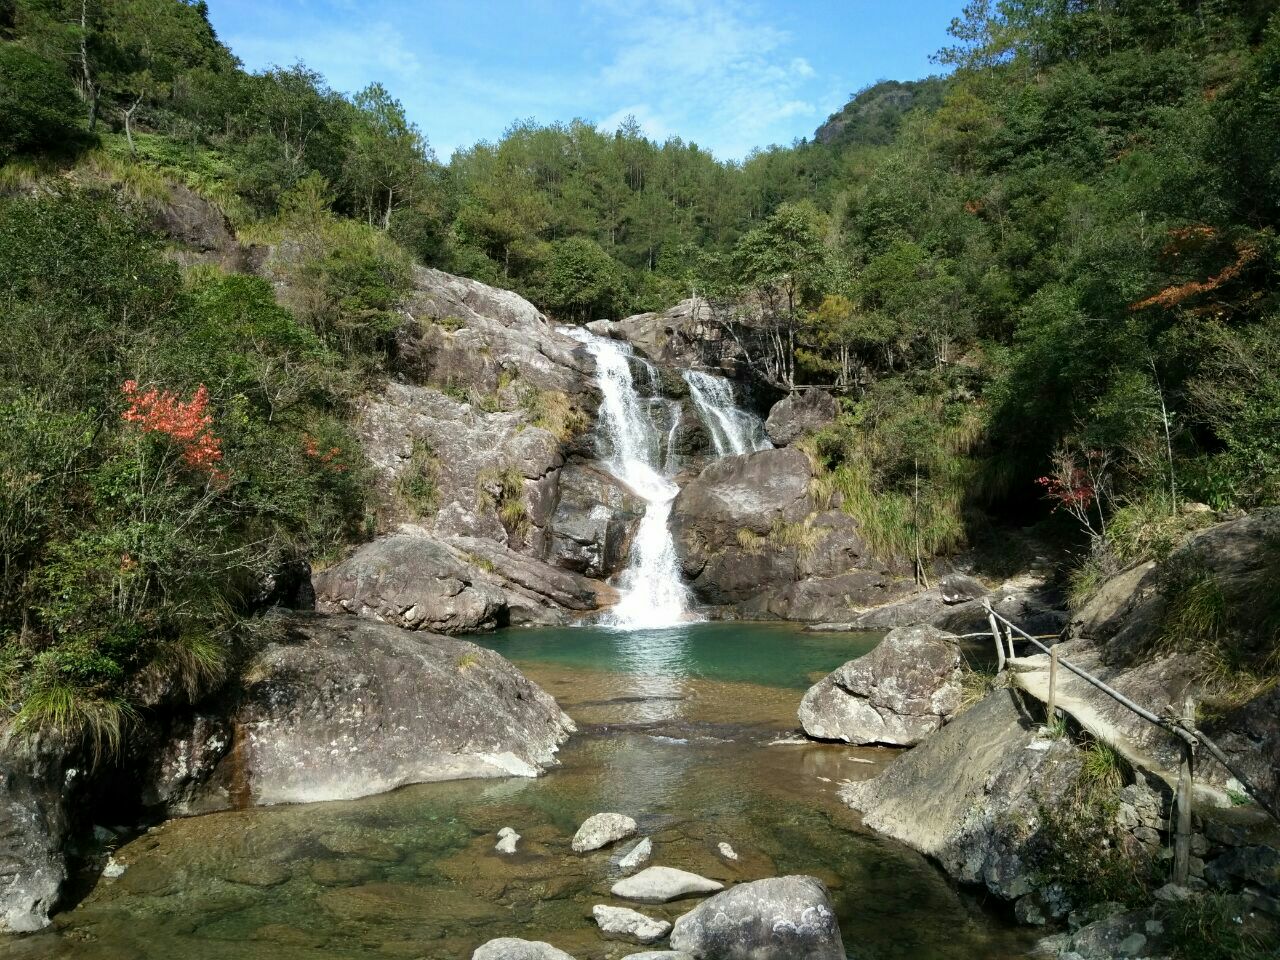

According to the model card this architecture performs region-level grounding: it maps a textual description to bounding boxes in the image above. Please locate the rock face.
[571,813,637,853]
[472,939,578,960]
[799,625,964,746]
[548,464,644,579]
[841,689,1085,903]
[611,866,724,903]
[764,390,838,446]
[0,732,76,933]
[668,875,845,960]
[671,448,915,618]
[187,614,574,809]
[313,531,607,632]
[593,904,672,944]
[396,267,591,397]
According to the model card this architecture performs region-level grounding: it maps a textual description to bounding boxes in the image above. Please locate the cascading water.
[564,327,691,629]
[683,369,771,456]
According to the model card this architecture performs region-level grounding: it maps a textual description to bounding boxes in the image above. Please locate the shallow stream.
[14,623,1037,960]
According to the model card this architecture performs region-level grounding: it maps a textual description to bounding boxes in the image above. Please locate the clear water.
[21,623,1038,960]
[683,370,771,456]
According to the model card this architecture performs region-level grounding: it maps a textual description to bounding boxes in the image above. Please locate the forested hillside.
[2,0,1279,738]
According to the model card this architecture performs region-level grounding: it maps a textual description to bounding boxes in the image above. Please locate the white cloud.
[589,0,823,157]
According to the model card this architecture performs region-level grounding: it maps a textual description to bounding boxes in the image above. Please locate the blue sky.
[207,0,962,162]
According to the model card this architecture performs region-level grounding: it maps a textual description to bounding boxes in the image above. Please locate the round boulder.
[668,875,845,960]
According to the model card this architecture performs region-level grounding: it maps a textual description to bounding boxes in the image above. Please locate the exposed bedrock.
[313,530,612,632]
[764,389,838,447]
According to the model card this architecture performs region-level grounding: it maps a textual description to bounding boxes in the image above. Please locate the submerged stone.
[611,866,723,903]
[572,813,637,853]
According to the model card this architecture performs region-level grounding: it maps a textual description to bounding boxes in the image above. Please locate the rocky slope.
[841,509,1280,936]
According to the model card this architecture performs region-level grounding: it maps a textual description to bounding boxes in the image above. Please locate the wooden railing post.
[1046,645,1059,720]
[1173,696,1196,885]
[985,602,1005,673]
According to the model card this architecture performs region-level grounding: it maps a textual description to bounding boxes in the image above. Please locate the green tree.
[0,43,82,159]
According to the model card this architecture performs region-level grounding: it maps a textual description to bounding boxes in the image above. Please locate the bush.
[0,45,83,161]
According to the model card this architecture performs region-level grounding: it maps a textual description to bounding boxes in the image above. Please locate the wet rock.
[496,827,521,855]
[188,614,575,808]
[622,954,692,960]
[592,904,672,944]
[611,866,724,903]
[1036,907,1166,960]
[140,713,232,815]
[668,875,845,960]
[547,464,644,579]
[764,390,837,446]
[1204,845,1280,894]
[589,298,741,370]
[472,938,579,960]
[617,837,653,873]
[572,813,637,853]
[309,859,378,887]
[0,730,76,933]
[717,842,738,861]
[799,625,963,746]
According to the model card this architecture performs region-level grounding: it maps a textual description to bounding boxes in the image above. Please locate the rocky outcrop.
[149,183,249,272]
[182,614,574,809]
[0,732,76,933]
[764,390,837,446]
[548,464,643,579]
[841,689,1083,904]
[799,625,964,746]
[587,298,744,372]
[672,448,912,617]
[313,531,608,632]
[668,876,845,960]
[397,267,592,397]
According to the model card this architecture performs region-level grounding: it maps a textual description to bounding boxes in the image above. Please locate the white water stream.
[564,328,769,629]
[684,370,771,455]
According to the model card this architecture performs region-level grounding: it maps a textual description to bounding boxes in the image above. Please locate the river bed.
[13,622,1037,960]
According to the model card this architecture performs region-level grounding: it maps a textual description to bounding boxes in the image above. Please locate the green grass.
[1161,893,1279,960]
[478,465,530,537]
[394,439,440,519]
[13,680,136,763]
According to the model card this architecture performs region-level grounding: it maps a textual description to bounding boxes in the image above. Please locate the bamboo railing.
[982,600,1279,883]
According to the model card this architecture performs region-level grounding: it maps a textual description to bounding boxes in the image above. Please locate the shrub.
[0,46,83,161]
[395,439,440,519]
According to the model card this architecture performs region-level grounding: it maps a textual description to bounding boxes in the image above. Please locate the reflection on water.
[7,623,1037,960]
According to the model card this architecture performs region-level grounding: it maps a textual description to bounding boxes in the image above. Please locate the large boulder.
[184,614,575,809]
[668,875,845,960]
[672,447,811,607]
[841,689,1085,902]
[799,625,963,746]
[547,464,644,578]
[356,381,567,547]
[764,390,838,446]
[0,732,76,933]
[313,532,607,633]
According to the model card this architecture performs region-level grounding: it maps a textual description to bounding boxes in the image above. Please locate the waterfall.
[564,327,691,629]
[683,370,771,456]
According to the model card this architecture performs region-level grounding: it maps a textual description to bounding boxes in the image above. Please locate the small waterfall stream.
[684,370,771,455]
[565,329,770,630]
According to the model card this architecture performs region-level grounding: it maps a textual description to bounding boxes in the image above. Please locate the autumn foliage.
[120,380,224,473]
